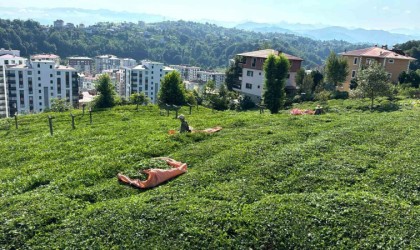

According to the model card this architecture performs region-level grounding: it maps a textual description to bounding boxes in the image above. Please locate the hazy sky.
[1,0,419,30]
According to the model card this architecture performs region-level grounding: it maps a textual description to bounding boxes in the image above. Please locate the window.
[50,74,53,77]
[353,57,358,65]
[38,77,41,81]
[245,83,252,89]
[50,65,52,69]
[28,71,32,75]
[37,64,40,68]
[57,71,61,75]
[258,85,260,89]
[366,58,372,65]
[388,59,394,64]
[39,90,42,93]
[251,58,257,67]
[247,70,253,77]
[38,71,41,74]
[259,72,262,75]
[351,70,356,78]
[387,73,392,79]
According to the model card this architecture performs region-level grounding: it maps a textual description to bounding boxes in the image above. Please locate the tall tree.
[301,74,315,98]
[357,61,391,109]
[225,56,243,91]
[310,70,324,92]
[94,74,116,108]
[325,51,349,87]
[295,68,306,90]
[263,54,290,114]
[158,71,186,105]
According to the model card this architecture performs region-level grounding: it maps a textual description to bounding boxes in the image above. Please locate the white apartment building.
[197,71,226,88]
[124,60,174,103]
[95,55,121,74]
[169,65,200,81]
[0,54,27,118]
[6,57,79,115]
[68,57,94,75]
[0,48,20,57]
[102,69,126,96]
[121,58,137,68]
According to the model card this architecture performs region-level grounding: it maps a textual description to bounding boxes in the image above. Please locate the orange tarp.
[117,157,187,189]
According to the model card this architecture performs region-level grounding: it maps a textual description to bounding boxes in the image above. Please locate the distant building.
[234,49,304,102]
[5,55,79,115]
[94,55,121,74]
[197,71,226,88]
[169,65,200,81]
[65,23,75,29]
[124,60,174,103]
[0,48,20,57]
[0,54,27,118]
[340,45,416,91]
[53,19,64,28]
[68,57,94,75]
[121,58,137,68]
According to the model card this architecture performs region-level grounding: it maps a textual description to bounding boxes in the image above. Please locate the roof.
[132,65,146,70]
[237,49,304,61]
[341,47,415,60]
[0,54,25,60]
[31,54,60,59]
[68,57,93,60]
[56,65,76,71]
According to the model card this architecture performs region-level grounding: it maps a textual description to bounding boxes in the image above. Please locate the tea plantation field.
[0,99,419,249]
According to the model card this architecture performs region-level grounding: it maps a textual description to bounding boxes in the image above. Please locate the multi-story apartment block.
[121,58,137,68]
[0,48,20,57]
[0,54,27,118]
[102,69,126,96]
[5,56,79,115]
[197,71,226,88]
[234,49,303,102]
[169,65,200,81]
[124,60,174,103]
[340,46,415,91]
[68,57,94,75]
[94,55,121,74]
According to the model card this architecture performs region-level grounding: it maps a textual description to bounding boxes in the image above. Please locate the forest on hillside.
[0,19,369,69]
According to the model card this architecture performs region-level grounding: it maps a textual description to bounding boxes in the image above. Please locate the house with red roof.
[340,45,416,90]
[233,49,303,102]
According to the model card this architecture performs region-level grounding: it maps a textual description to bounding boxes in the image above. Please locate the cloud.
[382,6,390,11]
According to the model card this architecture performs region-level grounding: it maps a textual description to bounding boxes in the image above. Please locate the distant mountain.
[0,7,169,25]
[235,22,420,45]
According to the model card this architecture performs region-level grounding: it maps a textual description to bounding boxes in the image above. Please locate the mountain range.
[1,7,420,46]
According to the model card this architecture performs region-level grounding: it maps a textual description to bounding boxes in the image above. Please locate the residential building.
[234,49,304,102]
[197,71,226,88]
[102,69,126,96]
[31,54,61,65]
[124,60,174,103]
[121,58,137,68]
[95,55,121,74]
[68,57,94,75]
[170,65,200,81]
[0,54,27,118]
[5,56,79,115]
[80,74,98,91]
[340,45,416,91]
[0,48,20,57]
[53,20,64,28]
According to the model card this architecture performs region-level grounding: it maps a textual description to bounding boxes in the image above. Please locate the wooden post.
[89,108,92,125]
[71,113,75,129]
[82,103,86,116]
[48,115,54,136]
[14,113,18,129]
[136,95,140,111]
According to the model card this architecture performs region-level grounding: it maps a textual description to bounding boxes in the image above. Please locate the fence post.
[82,103,86,116]
[89,108,92,125]
[136,95,140,111]
[71,113,75,129]
[14,113,18,129]
[188,104,192,115]
[48,115,54,136]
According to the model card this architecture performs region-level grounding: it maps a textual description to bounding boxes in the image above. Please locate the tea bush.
[0,100,419,249]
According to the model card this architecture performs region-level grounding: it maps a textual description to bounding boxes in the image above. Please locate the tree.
[225,56,243,91]
[263,54,290,114]
[158,71,186,105]
[325,51,349,87]
[357,61,392,109]
[50,98,71,112]
[310,70,324,92]
[398,70,420,88]
[301,74,314,100]
[295,68,306,89]
[93,74,116,108]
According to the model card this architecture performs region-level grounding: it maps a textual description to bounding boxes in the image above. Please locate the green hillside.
[0,19,367,68]
[0,100,419,249]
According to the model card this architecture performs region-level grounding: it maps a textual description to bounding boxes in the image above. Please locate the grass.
[0,99,419,249]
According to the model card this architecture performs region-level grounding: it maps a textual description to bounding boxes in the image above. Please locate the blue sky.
[1,0,419,30]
